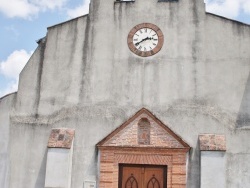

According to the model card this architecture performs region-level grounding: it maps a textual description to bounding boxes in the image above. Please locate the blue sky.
[0,0,250,98]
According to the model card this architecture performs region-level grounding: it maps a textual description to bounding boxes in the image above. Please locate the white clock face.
[127,23,164,57]
[132,28,159,52]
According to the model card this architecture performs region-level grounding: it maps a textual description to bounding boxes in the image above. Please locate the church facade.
[0,0,250,188]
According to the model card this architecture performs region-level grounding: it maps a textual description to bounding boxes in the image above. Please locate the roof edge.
[0,92,17,101]
[206,12,250,26]
[47,14,89,29]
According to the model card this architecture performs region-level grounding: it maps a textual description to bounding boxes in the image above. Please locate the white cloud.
[67,0,90,19]
[205,0,250,19]
[0,0,67,19]
[0,81,18,98]
[0,50,32,97]
[0,0,39,19]
[34,0,67,10]
[0,50,32,79]
[242,0,250,14]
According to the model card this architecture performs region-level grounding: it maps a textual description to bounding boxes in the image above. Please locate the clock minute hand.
[135,39,144,46]
[135,37,150,46]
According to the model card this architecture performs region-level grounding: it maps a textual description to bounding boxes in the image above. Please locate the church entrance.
[97,108,190,188]
[119,164,167,188]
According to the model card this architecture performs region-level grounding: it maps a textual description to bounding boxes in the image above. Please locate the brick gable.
[97,108,189,149]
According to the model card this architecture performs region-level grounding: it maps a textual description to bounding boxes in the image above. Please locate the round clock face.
[127,23,164,57]
[133,28,159,52]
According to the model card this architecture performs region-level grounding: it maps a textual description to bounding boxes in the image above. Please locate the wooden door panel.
[122,166,142,188]
[119,165,167,188]
[144,168,163,188]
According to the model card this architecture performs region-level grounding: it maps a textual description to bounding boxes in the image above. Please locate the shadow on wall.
[82,147,98,187]
[35,149,47,187]
[187,139,200,188]
[236,71,250,128]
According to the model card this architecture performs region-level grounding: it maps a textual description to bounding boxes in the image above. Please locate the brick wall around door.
[99,148,188,188]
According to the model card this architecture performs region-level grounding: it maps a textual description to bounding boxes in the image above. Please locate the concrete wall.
[37,16,89,115]
[4,0,250,187]
[16,38,46,116]
[45,148,73,188]
[204,13,250,120]
[0,94,16,188]
[201,151,226,188]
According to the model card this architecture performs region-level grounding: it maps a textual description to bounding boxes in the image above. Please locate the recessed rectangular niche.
[199,134,226,188]
[84,180,96,188]
[45,128,75,188]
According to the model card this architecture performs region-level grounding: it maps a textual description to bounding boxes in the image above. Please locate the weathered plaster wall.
[203,14,250,187]
[9,122,49,188]
[16,39,46,116]
[37,16,89,115]
[45,148,73,188]
[0,94,16,188]
[201,151,226,188]
[205,13,250,122]
[6,0,250,188]
[84,0,206,107]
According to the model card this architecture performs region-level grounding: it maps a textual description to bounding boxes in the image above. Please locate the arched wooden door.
[119,164,167,188]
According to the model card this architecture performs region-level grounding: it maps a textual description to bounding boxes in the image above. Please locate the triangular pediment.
[97,108,190,149]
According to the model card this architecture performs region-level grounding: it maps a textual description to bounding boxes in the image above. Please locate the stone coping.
[199,134,226,151]
[48,128,75,149]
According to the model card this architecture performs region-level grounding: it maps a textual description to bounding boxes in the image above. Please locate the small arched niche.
[137,118,151,145]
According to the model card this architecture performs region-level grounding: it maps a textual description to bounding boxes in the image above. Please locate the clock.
[127,23,164,57]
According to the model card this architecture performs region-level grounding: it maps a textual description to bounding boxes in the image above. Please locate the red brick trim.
[99,148,189,188]
[97,109,191,188]
[98,146,190,153]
